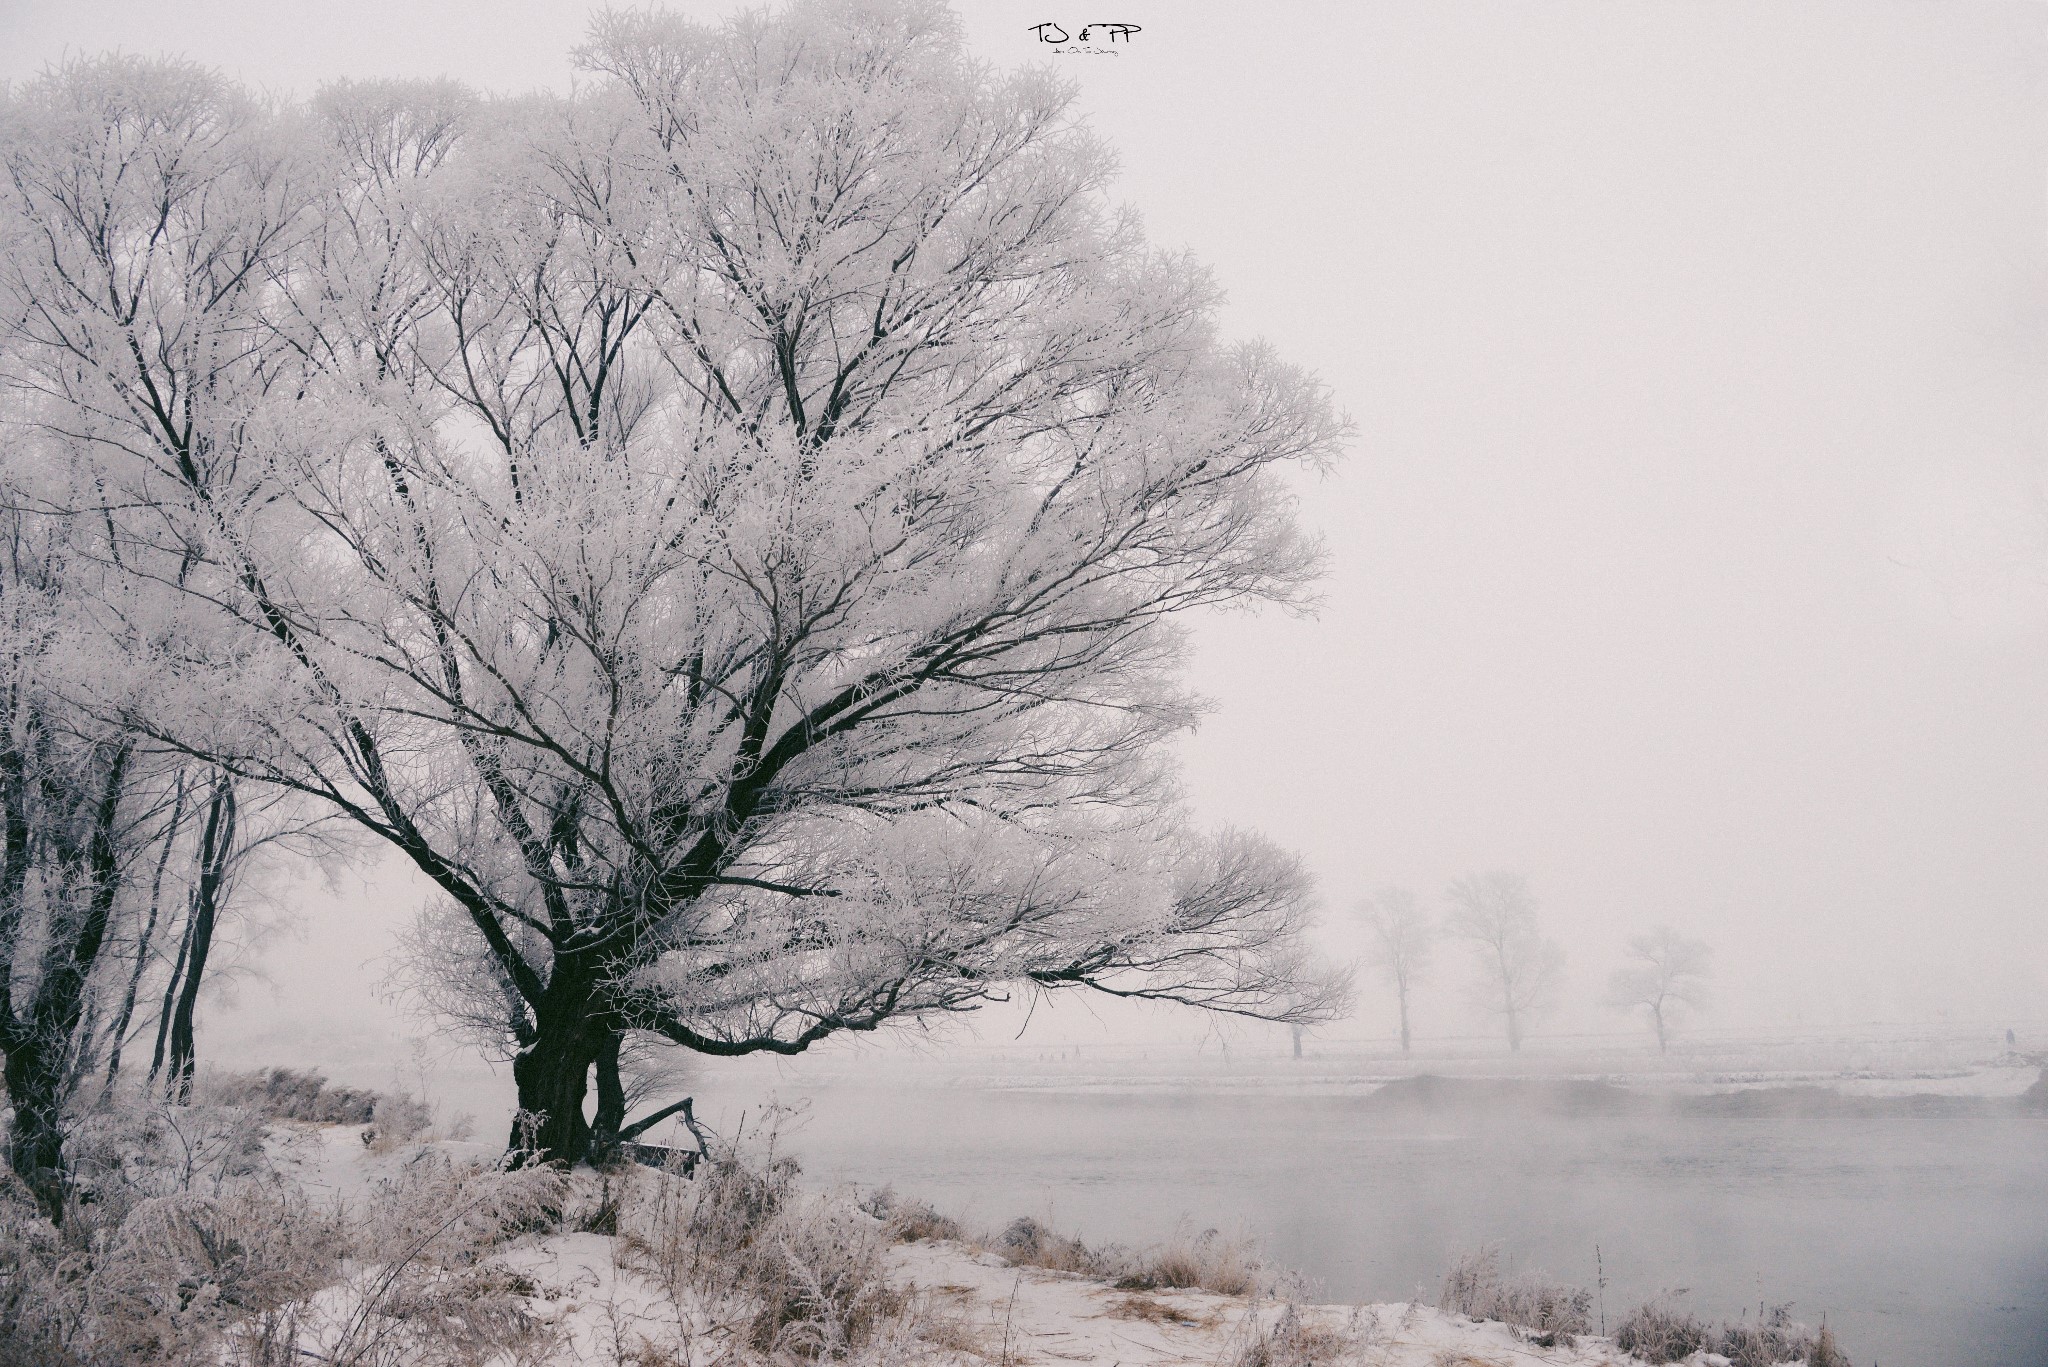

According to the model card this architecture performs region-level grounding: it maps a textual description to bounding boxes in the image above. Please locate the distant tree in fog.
[1444,871,1561,1052]
[1357,886,1434,1052]
[1605,927,1711,1053]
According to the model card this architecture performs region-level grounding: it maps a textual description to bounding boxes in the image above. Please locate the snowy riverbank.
[259,1124,1846,1367]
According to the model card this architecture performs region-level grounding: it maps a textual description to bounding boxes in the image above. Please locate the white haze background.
[1,0,2043,1063]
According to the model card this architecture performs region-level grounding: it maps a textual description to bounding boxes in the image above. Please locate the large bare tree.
[2,1,1352,1166]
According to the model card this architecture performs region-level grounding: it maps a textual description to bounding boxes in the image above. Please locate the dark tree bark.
[100,775,187,1103]
[166,777,235,1101]
[3,1034,67,1221]
[148,908,192,1087]
[507,953,611,1164]
[0,743,132,1221]
[589,1030,626,1162]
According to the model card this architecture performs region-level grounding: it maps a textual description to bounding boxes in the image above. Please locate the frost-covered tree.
[1357,885,1433,1052]
[0,56,343,1204]
[0,501,176,1218]
[0,485,319,1211]
[1444,871,1560,1052]
[1605,927,1710,1053]
[1,1,1352,1166]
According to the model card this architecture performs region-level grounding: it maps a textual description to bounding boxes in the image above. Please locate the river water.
[678,1080,2048,1367]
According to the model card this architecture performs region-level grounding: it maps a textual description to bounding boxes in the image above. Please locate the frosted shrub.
[858,1186,963,1244]
[743,1194,903,1358]
[195,1068,383,1125]
[619,1144,907,1362]
[1127,1224,1265,1297]
[0,1175,92,1365]
[613,1145,803,1295]
[1226,1303,1355,1367]
[0,1162,342,1367]
[1715,1305,1850,1367]
[1613,1299,1714,1363]
[66,1102,272,1215]
[350,1149,566,1270]
[993,1216,1097,1274]
[1438,1247,1592,1346]
[1617,1297,1855,1366]
[363,1092,434,1151]
[87,1185,345,1364]
[315,1152,567,1367]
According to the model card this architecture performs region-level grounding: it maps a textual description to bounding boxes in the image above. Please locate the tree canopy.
[0,0,1351,1164]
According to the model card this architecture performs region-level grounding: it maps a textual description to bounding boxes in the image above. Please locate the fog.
[671,1074,2048,1367]
[6,0,2038,1042]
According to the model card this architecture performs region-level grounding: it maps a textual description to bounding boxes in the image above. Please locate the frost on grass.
[0,1103,347,1366]
[1437,1246,1592,1347]
[1439,1250,1858,1367]
[0,1101,955,1367]
[616,1140,907,1361]
[976,1208,1269,1298]
[858,1186,964,1245]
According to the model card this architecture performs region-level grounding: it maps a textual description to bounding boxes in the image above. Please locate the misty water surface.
[681,1082,2048,1367]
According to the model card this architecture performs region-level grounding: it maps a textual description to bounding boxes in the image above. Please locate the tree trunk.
[1397,984,1412,1053]
[507,955,610,1166]
[1505,1002,1522,1052]
[510,1025,604,1165]
[590,1030,626,1160]
[149,911,192,1086]
[1290,1023,1303,1059]
[102,775,187,1103]
[1653,1004,1667,1054]
[3,745,134,1223]
[59,996,102,1101]
[4,1035,68,1222]
[166,778,235,1102]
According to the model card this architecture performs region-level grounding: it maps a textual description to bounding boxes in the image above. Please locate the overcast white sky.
[4,0,2044,1050]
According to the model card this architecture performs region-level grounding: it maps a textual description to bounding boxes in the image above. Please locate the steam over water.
[683,1080,2048,1367]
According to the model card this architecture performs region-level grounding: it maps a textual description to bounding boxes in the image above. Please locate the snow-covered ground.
[260,1126,1791,1367]
[880,1237,1654,1367]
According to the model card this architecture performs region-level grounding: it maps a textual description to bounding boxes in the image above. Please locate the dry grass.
[1436,1247,1591,1347]
[616,1135,908,1362]
[1226,1302,1354,1367]
[1123,1224,1264,1297]
[194,1068,386,1126]
[981,1209,1269,1299]
[990,1215,1098,1275]
[1612,1298,1714,1364]
[860,1187,966,1245]
[1715,1304,1852,1367]
[1613,1295,1854,1367]
[0,1100,564,1367]
[892,1286,989,1360]
[1103,1293,1218,1329]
